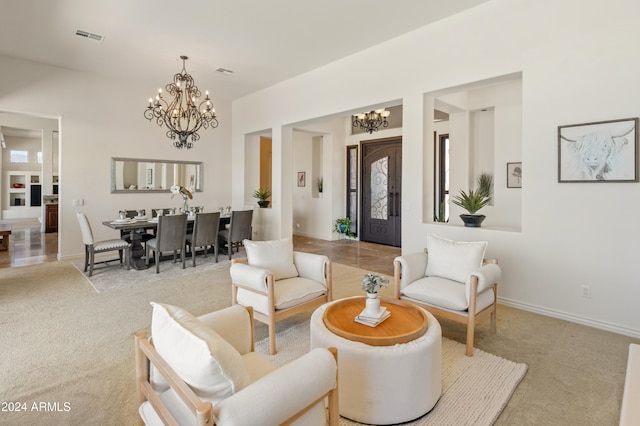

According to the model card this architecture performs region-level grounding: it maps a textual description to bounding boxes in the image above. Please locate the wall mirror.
[111,157,203,193]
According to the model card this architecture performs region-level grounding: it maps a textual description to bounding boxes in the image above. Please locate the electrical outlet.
[581,285,591,298]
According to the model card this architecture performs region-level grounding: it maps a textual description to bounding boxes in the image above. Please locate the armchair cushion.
[150,303,249,403]
[236,277,327,315]
[403,276,495,313]
[425,234,487,283]
[244,238,299,280]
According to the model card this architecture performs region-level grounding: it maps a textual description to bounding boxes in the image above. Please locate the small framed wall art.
[297,171,306,187]
[558,117,638,182]
[507,162,522,188]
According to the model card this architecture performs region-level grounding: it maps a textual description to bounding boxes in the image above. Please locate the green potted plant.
[317,177,323,196]
[333,217,355,238]
[451,172,493,227]
[253,188,272,208]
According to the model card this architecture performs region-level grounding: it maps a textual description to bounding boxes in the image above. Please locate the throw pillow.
[150,302,249,403]
[425,234,487,283]
[244,238,299,280]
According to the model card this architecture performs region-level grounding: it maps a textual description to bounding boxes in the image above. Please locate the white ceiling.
[0,0,489,101]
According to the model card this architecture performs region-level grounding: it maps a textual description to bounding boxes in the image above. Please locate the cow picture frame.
[558,117,639,182]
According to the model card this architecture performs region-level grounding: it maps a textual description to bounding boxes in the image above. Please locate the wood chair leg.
[269,320,277,355]
[89,250,95,277]
[465,323,475,356]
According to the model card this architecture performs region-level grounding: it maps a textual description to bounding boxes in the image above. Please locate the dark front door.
[361,139,402,247]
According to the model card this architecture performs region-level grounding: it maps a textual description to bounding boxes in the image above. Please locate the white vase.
[365,293,381,315]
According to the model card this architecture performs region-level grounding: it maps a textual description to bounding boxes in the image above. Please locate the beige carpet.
[0,260,526,425]
[256,320,527,426]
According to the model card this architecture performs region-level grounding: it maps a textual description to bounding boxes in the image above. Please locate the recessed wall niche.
[424,74,523,231]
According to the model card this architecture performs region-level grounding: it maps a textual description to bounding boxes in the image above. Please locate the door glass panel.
[370,156,388,220]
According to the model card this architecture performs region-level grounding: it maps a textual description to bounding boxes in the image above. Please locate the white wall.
[0,55,233,258]
[232,0,640,337]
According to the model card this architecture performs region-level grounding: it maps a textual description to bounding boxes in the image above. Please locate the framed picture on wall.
[297,171,306,187]
[507,162,522,188]
[558,117,638,182]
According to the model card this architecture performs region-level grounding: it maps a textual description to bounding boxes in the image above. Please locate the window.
[37,152,43,164]
[435,134,449,222]
[346,145,358,236]
[10,150,28,163]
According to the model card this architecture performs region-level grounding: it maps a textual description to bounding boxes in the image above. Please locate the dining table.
[102,213,231,270]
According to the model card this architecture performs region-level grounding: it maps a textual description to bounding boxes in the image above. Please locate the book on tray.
[354,307,390,327]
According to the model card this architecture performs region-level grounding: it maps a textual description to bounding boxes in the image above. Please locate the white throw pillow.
[425,234,487,284]
[150,302,249,403]
[244,238,299,280]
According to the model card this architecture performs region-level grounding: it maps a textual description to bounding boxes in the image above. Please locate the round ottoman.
[310,300,442,425]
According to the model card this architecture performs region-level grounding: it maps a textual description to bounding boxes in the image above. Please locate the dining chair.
[145,214,188,273]
[76,212,130,277]
[151,208,173,217]
[218,209,253,260]
[185,212,220,267]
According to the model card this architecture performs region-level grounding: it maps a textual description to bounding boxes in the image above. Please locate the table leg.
[128,231,148,270]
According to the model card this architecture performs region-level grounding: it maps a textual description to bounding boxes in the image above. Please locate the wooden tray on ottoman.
[323,297,428,346]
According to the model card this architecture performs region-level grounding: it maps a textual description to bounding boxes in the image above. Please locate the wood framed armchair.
[230,238,332,354]
[135,303,339,426]
[393,234,502,356]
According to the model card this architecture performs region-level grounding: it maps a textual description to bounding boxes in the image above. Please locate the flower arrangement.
[171,185,193,213]
[171,185,193,201]
[361,273,389,294]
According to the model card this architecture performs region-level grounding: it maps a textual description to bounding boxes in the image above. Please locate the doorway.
[361,138,402,247]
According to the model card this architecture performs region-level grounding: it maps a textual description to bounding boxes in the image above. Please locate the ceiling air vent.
[75,29,105,43]
[215,68,234,75]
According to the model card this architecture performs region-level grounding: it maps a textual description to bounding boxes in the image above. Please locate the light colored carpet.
[255,321,527,426]
[0,259,525,425]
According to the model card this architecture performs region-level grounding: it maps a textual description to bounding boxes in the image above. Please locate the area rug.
[71,249,242,293]
[255,321,528,426]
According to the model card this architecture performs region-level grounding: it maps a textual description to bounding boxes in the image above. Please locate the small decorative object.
[297,171,306,187]
[171,185,193,213]
[360,273,389,318]
[451,172,493,227]
[155,209,164,217]
[558,117,638,182]
[253,188,271,208]
[333,217,355,238]
[507,162,522,188]
[317,177,323,193]
[118,210,126,220]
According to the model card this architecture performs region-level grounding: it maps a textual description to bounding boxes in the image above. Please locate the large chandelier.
[144,55,218,149]
[353,109,391,134]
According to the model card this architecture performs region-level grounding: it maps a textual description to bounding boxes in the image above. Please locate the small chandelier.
[144,55,218,149]
[353,109,391,134]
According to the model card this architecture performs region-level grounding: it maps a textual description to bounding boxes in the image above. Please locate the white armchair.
[393,234,502,356]
[135,303,339,426]
[230,238,332,354]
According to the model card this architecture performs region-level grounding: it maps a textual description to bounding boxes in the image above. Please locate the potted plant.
[333,217,355,238]
[317,177,323,197]
[253,188,271,208]
[361,273,389,315]
[451,172,493,227]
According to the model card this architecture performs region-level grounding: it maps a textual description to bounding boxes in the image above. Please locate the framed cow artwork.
[558,117,638,182]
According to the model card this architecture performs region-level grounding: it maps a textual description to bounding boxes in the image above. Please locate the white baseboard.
[498,297,640,339]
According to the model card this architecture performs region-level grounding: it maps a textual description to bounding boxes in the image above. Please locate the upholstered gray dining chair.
[145,214,188,273]
[76,212,130,277]
[185,212,220,267]
[218,209,253,260]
